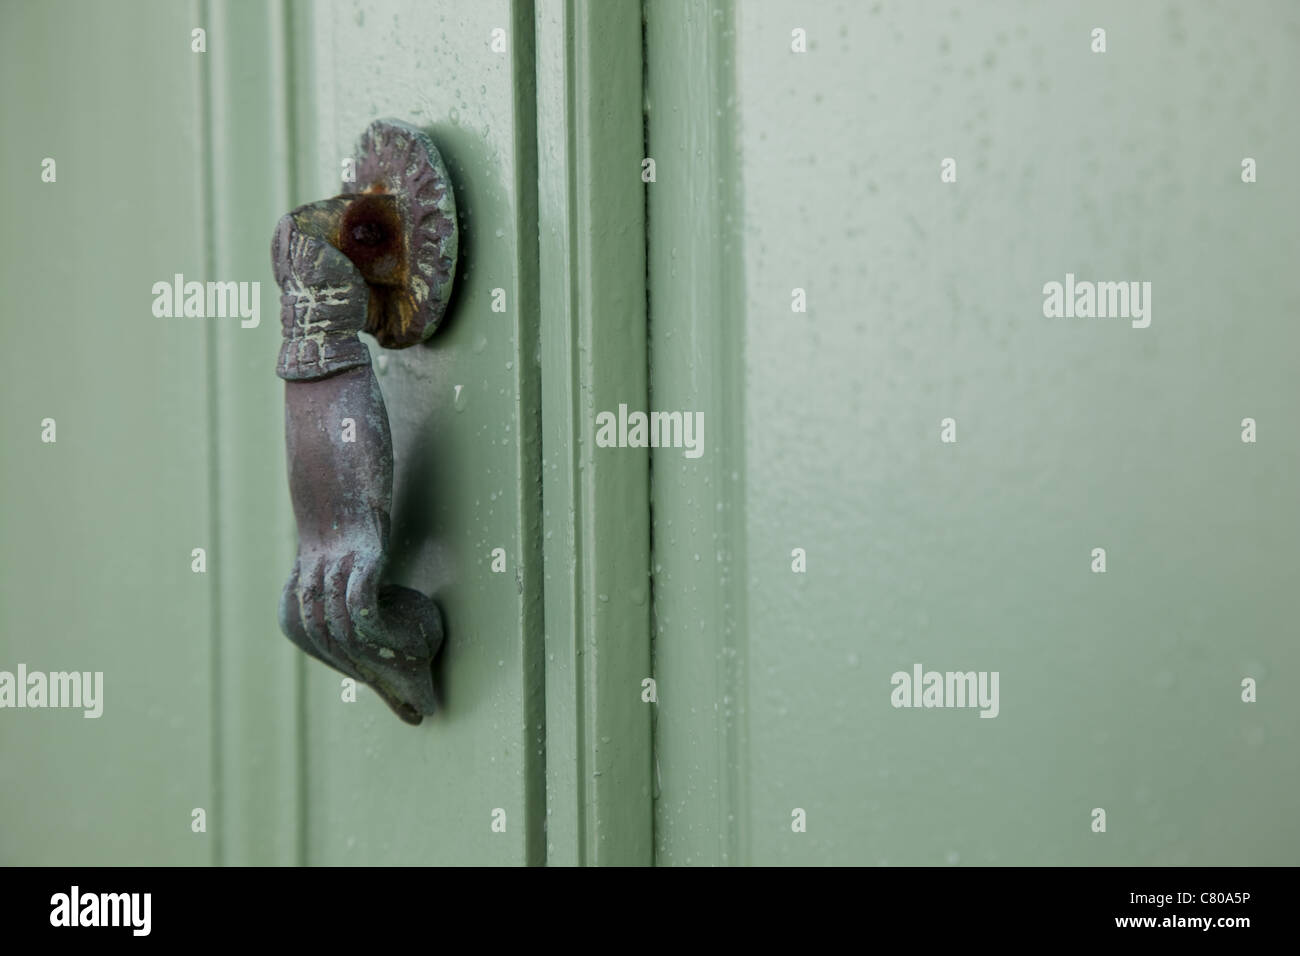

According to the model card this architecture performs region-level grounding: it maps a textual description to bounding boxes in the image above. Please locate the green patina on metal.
[271,120,458,724]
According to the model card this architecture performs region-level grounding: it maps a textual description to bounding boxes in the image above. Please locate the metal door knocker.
[271,119,457,725]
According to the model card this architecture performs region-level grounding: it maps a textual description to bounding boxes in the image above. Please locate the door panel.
[649,0,1300,865]
[0,0,552,866]
[0,0,214,865]
[283,0,545,865]
[10,0,1289,870]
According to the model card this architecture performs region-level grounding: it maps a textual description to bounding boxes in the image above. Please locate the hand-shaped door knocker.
[271,120,457,725]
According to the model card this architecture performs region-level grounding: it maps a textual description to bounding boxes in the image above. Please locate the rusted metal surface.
[271,120,457,724]
[346,119,458,348]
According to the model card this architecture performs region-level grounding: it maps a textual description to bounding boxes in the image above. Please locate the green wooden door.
[4,0,1296,868]
[0,0,650,867]
[647,0,1300,865]
[1,0,215,867]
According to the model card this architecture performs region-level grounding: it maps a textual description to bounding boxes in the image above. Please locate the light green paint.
[644,0,750,866]
[6,0,1292,870]
[536,0,653,866]
[290,0,546,866]
[203,0,302,868]
[650,0,1300,865]
[0,0,215,865]
[0,0,553,866]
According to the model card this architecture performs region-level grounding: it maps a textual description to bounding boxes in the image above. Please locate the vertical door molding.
[202,0,305,866]
[644,0,751,866]
[536,0,653,865]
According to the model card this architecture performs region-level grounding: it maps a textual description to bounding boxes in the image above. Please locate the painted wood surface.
[649,0,1300,865]
[7,0,1293,869]
[286,0,546,865]
[536,0,653,866]
[0,0,216,865]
